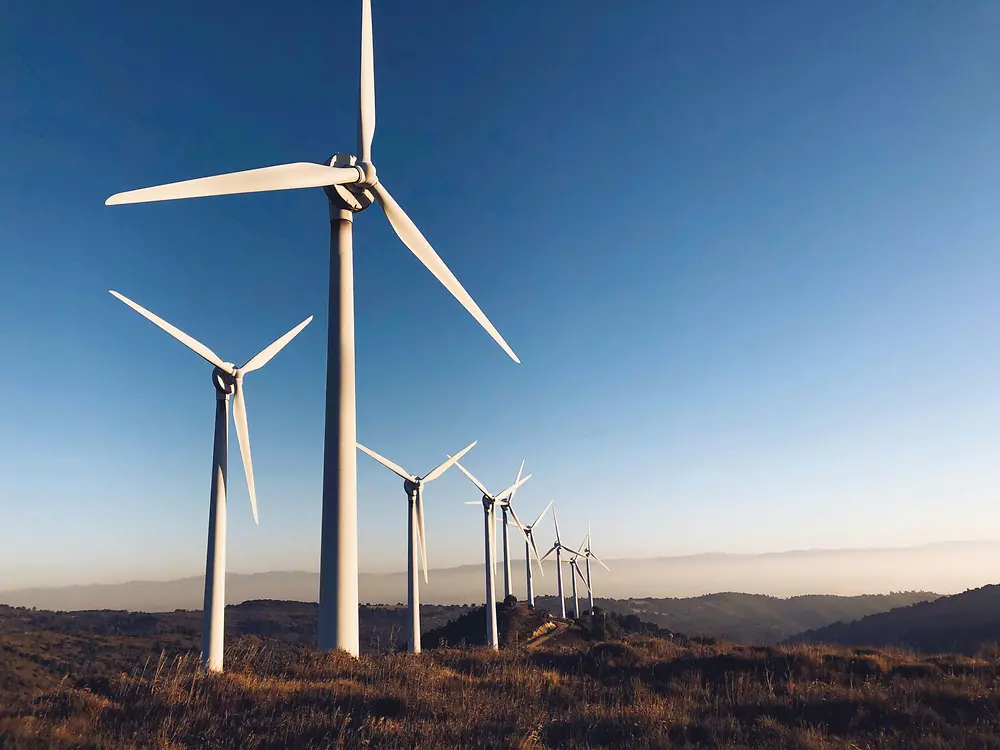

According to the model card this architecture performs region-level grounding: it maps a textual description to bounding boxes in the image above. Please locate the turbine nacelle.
[325,153,376,212]
[211,367,237,395]
[403,478,421,496]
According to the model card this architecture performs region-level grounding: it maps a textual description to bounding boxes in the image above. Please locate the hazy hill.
[2,540,993,610]
[536,591,938,644]
[791,583,1000,655]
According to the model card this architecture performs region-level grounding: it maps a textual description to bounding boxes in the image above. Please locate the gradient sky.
[2,2,999,589]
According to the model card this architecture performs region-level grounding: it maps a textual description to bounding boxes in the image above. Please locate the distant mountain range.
[2,541,994,612]
[791,583,1000,655]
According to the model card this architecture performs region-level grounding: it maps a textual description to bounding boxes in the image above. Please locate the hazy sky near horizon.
[2,2,1000,589]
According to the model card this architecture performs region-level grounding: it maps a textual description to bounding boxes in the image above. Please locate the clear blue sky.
[2,1,999,589]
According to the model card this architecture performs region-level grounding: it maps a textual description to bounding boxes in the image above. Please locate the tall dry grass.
[5,635,1000,748]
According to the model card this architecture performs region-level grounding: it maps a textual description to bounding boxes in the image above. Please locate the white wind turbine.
[356,440,476,654]
[566,538,589,619]
[539,507,579,619]
[497,460,527,600]
[580,523,610,616]
[453,461,531,650]
[104,0,519,656]
[109,290,311,672]
[521,500,553,608]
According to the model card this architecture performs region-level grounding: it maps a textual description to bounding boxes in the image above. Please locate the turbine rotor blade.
[241,316,313,373]
[451,459,491,498]
[507,505,528,541]
[359,0,375,163]
[575,563,589,591]
[417,486,428,584]
[553,506,562,544]
[422,440,477,483]
[357,443,415,481]
[507,459,525,504]
[105,163,363,206]
[232,379,258,525]
[530,500,554,530]
[371,180,520,363]
[591,552,611,571]
[539,544,556,562]
[497,473,531,502]
[530,535,545,577]
[109,291,226,371]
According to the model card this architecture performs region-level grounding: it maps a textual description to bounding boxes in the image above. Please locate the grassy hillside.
[535,591,938,643]
[792,583,1000,655]
[4,620,1000,748]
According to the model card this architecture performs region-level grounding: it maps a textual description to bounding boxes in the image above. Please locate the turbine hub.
[404,478,419,495]
[211,366,236,395]
[324,153,376,212]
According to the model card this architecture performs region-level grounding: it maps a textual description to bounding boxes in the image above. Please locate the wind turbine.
[539,507,578,619]
[453,461,531,650]
[109,290,311,672]
[497,460,527,600]
[521,500,553,608]
[103,0,519,656]
[580,523,610,615]
[356,440,476,653]
[567,538,589,619]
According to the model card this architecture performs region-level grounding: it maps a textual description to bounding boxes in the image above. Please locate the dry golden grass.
[5,635,1000,748]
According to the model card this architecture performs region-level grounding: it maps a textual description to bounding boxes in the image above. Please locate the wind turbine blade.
[232,381,258,525]
[507,459,525,504]
[357,443,415,481]
[575,563,590,591]
[507,505,528,541]
[105,163,362,205]
[359,0,375,163]
[371,180,520,363]
[464,501,482,506]
[422,440,477,483]
[530,535,545,577]
[497,473,531,502]
[109,291,225,370]
[530,500,554,530]
[591,552,611,572]
[539,545,556,562]
[241,316,313,373]
[451,459,491,498]
[553,506,562,544]
[417,488,428,584]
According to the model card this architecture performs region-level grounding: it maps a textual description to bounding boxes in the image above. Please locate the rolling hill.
[791,583,1000,655]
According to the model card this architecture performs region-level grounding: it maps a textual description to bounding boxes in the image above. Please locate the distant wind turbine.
[356,440,476,653]
[539,507,578,619]
[580,523,610,615]
[103,0,519,657]
[521,501,553,607]
[497,460,528,600]
[453,460,531,649]
[567,538,589,619]
[109,291,310,672]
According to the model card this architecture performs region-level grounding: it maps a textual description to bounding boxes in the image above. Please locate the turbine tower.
[497,460,526,600]
[109,291,311,672]
[521,501,553,608]
[103,0,519,656]
[356,440,476,653]
[580,523,610,615]
[453,461,531,649]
